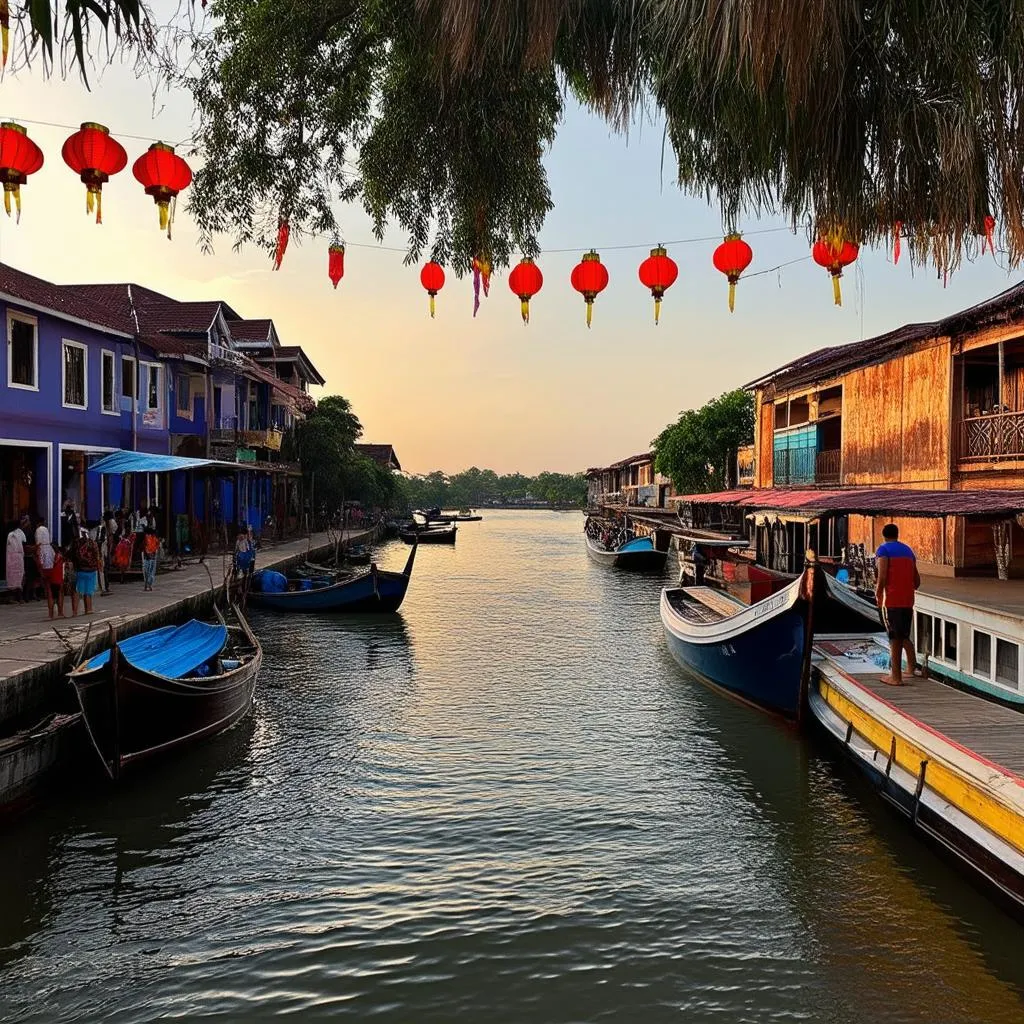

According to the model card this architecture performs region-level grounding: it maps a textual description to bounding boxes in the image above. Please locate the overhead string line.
[3,114,800,258]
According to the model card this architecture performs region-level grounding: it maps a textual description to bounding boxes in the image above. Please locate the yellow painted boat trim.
[818,675,1024,855]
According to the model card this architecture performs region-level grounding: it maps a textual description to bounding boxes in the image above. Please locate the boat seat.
[687,587,748,617]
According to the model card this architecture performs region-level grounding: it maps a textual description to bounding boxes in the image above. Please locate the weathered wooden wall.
[756,398,774,488]
[840,341,951,487]
[846,513,950,571]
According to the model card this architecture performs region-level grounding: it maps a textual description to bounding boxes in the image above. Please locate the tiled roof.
[0,263,133,335]
[257,345,326,386]
[588,451,653,475]
[68,283,241,336]
[227,318,273,342]
[674,487,1024,517]
[355,443,402,471]
[747,280,1024,393]
[141,334,209,362]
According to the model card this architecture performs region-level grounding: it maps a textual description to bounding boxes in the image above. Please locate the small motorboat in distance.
[247,543,417,612]
[660,554,880,718]
[399,522,457,545]
[69,602,262,780]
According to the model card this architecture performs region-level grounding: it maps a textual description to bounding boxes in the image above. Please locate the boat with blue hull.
[585,533,668,571]
[247,543,417,613]
[660,561,879,718]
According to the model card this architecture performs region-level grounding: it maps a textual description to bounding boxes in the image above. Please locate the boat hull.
[248,569,409,612]
[70,608,262,777]
[400,528,456,544]
[585,536,667,571]
[809,687,1024,919]
[0,714,83,818]
[662,602,806,716]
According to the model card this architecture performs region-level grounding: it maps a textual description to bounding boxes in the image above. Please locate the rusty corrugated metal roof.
[674,487,1024,517]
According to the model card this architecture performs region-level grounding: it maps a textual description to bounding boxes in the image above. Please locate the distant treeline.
[403,468,587,510]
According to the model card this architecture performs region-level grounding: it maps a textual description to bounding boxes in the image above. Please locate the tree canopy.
[403,467,586,510]
[653,389,754,494]
[18,1,1024,273]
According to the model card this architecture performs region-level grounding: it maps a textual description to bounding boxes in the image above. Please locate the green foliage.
[653,389,754,494]
[401,467,587,510]
[293,394,364,510]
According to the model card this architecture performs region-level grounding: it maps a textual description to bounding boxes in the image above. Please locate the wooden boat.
[247,544,417,612]
[660,558,880,718]
[400,522,457,545]
[69,603,262,780]
[585,532,668,571]
[0,713,83,818]
[811,636,1024,919]
[344,544,373,565]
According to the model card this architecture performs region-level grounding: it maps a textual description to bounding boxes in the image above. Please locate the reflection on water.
[1,511,1023,1022]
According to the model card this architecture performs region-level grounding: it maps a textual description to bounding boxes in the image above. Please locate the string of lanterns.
[0,118,1000,321]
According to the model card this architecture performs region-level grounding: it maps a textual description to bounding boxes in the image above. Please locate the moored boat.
[69,603,262,780]
[0,713,83,818]
[400,522,457,545]
[248,544,417,612]
[584,532,667,571]
[810,636,1024,918]
[660,558,880,717]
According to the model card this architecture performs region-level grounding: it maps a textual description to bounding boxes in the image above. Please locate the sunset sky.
[2,25,1022,475]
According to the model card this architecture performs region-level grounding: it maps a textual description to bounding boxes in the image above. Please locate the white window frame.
[100,348,118,415]
[144,362,161,413]
[7,310,39,391]
[61,338,88,411]
[122,354,137,406]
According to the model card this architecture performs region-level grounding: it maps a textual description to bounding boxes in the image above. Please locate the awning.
[746,511,820,526]
[89,449,253,475]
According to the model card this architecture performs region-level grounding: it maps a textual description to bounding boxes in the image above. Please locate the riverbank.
[0,527,378,728]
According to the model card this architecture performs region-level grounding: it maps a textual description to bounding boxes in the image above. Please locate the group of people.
[4,500,165,616]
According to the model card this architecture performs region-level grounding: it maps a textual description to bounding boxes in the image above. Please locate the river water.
[1,510,1024,1022]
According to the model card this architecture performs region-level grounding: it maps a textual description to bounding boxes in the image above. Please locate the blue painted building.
[0,264,170,534]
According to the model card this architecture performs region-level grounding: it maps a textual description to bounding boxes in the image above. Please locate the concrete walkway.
[0,529,374,722]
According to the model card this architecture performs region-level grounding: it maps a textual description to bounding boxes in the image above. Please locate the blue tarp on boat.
[85,621,228,678]
[618,536,655,553]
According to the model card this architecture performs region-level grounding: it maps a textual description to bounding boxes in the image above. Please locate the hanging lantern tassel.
[471,256,492,317]
[274,218,290,270]
[0,1,9,69]
[508,258,543,325]
[570,250,609,328]
[328,243,345,289]
[983,214,996,258]
[132,141,192,241]
[62,123,128,227]
[893,220,902,265]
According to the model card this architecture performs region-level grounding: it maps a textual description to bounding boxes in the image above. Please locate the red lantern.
[61,122,127,224]
[328,243,345,289]
[893,220,903,265]
[712,234,753,312]
[638,246,678,324]
[0,122,43,221]
[812,235,859,306]
[131,142,192,239]
[570,250,609,328]
[507,258,543,323]
[273,218,290,270]
[420,261,445,317]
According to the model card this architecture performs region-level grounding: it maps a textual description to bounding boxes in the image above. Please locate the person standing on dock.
[141,527,160,592]
[875,523,922,685]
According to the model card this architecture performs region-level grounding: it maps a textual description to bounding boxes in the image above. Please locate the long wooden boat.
[0,713,83,818]
[248,543,416,612]
[660,560,880,718]
[68,603,262,780]
[811,635,1024,919]
[400,523,457,545]
[585,532,668,571]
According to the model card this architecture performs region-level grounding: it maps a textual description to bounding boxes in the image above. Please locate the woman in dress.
[33,516,58,618]
[73,528,101,615]
[5,516,27,602]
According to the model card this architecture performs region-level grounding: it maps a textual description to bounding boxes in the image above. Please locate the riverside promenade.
[0,528,375,726]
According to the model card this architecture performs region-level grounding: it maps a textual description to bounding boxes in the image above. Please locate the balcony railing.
[959,410,1024,462]
[815,448,841,484]
[774,447,840,486]
[239,427,284,452]
[210,415,238,445]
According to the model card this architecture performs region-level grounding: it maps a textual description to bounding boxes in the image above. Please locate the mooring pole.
[796,548,818,730]
[109,623,122,782]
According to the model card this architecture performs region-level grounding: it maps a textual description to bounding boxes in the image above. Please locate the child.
[47,547,66,619]
[142,527,160,591]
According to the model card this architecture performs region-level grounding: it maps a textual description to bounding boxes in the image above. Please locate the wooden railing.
[815,448,841,483]
[774,447,840,485]
[959,410,1024,462]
